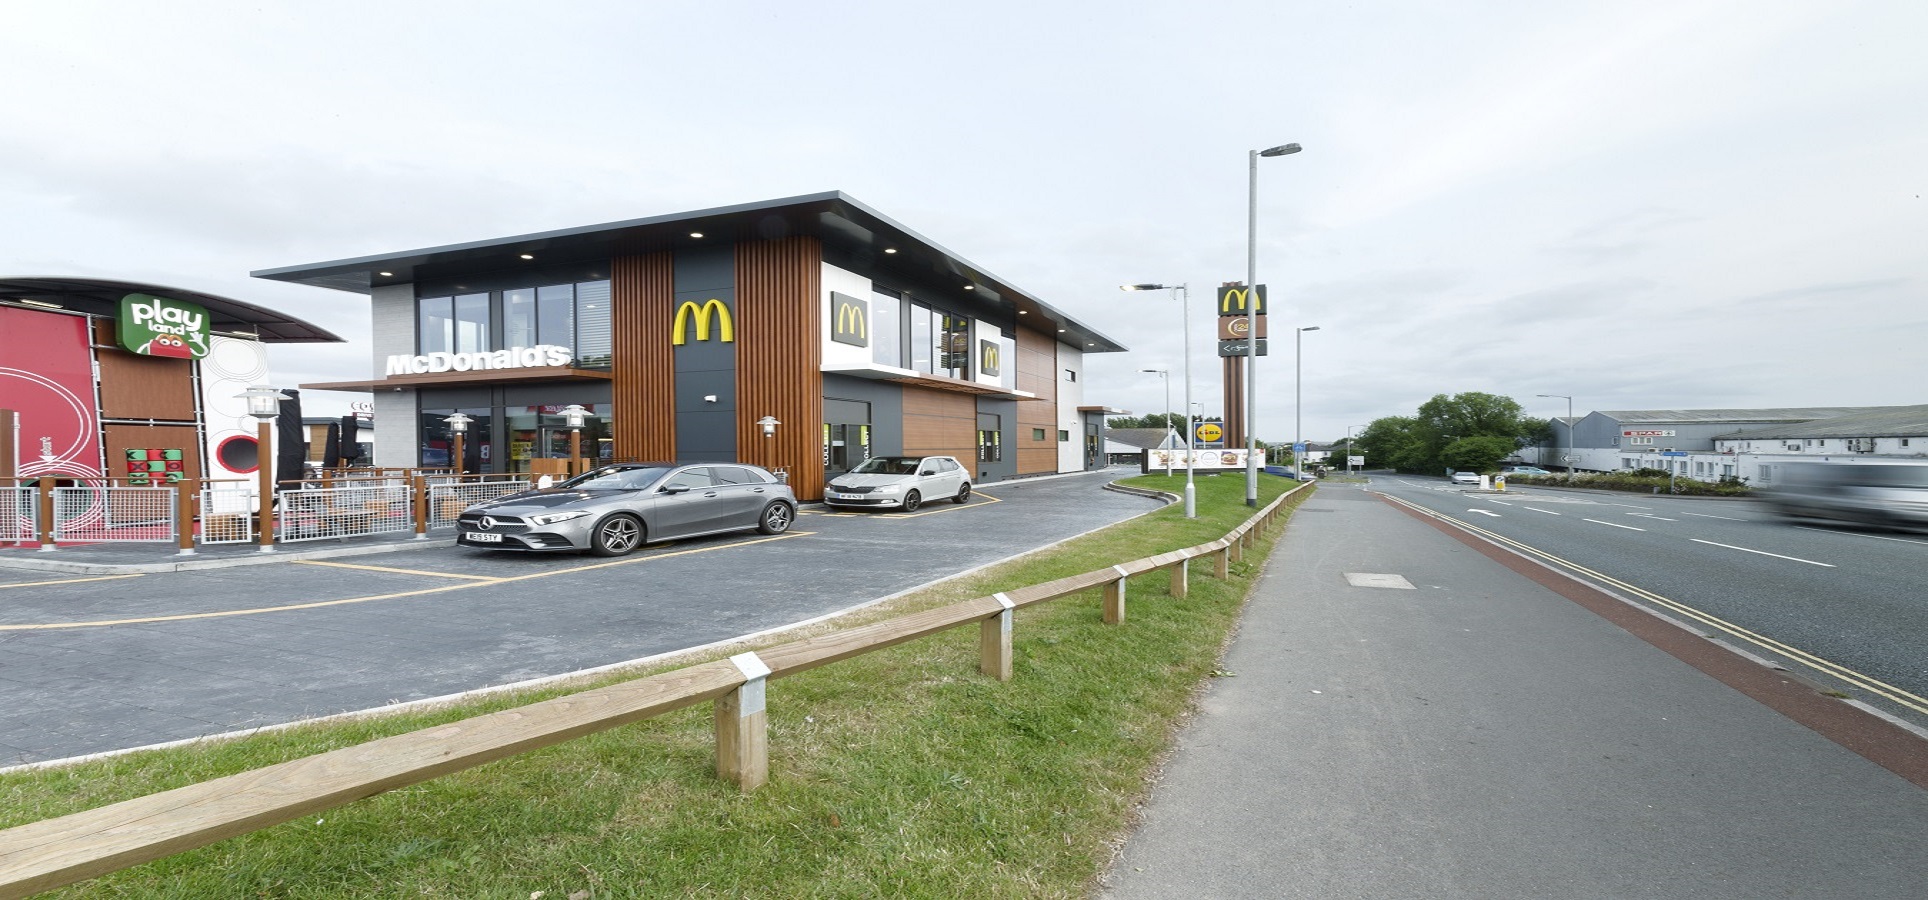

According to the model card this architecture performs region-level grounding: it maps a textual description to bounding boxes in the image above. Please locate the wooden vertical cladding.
[611,252,678,462]
[1015,327,1060,476]
[901,387,976,463]
[98,351,197,420]
[735,237,824,500]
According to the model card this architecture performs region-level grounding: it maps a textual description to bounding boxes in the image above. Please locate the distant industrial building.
[1530,405,1927,484]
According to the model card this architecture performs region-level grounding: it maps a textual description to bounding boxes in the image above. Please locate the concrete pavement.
[1101,482,1928,899]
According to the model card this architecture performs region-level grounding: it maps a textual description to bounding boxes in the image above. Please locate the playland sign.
[119,293,212,359]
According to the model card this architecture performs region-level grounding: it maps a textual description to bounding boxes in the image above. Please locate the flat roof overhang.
[0,277,343,343]
[251,191,1124,355]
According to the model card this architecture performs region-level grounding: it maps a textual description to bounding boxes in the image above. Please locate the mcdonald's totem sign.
[672,298,734,345]
[1217,284,1268,317]
[831,292,868,347]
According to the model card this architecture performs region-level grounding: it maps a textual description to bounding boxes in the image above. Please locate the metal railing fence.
[50,485,176,543]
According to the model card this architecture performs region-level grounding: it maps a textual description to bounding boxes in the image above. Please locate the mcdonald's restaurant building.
[256,192,1127,501]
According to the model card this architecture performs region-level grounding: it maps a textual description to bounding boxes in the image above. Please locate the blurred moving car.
[457,462,797,556]
[1500,465,1552,476]
[824,455,970,511]
[1450,471,1484,485]
[1763,462,1928,532]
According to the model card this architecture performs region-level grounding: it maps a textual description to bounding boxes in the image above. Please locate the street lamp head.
[1301,325,1321,333]
[1259,143,1303,157]
[1139,368,1167,375]
[235,385,289,421]
[755,415,781,437]
[558,403,589,430]
[442,412,473,434]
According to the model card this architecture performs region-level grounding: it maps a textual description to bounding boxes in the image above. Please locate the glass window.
[909,302,933,373]
[939,314,970,379]
[504,289,537,348]
[454,293,490,353]
[575,280,612,369]
[419,297,453,354]
[664,467,715,490]
[871,290,901,368]
[538,284,575,354]
[1032,428,1046,441]
[712,465,767,485]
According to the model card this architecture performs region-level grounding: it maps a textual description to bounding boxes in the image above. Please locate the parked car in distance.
[1450,471,1484,485]
[457,462,796,556]
[1264,466,1317,481]
[824,455,971,511]
[1763,462,1928,532]
[1501,466,1552,476]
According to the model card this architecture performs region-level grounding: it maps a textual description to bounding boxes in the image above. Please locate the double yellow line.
[1384,494,1928,718]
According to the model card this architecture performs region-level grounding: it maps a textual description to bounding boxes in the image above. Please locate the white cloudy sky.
[5,1,1923,444]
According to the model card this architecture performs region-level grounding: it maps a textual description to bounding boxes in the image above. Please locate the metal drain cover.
[1344,573,1415,589]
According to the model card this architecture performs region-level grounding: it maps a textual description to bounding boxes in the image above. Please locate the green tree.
[1441,436,1517,473]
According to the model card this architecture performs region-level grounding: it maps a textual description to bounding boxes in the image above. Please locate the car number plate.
[465,532,503,543]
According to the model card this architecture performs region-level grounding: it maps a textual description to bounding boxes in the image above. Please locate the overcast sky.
[6,1,1923,444]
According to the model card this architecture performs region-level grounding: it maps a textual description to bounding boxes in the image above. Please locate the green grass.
[2,473,1305,899]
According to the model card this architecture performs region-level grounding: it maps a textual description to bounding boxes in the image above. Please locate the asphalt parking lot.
[0,470,1159,766]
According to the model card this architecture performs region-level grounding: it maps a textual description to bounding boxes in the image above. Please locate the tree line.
[1355,392,1553,474]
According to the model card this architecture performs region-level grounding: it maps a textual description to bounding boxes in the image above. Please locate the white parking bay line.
[1584,518,1646,531]
[1468,509,1502,517]
[1692,539,1835,567]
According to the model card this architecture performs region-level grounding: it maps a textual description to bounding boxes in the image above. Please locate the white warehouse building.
[1527,406,1928,485]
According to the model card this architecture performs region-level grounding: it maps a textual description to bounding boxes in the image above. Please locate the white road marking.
[1523,506,1562,515]
[1629,513,1678,521]
[1468,509,1502,517]
[1484,499,1514,506]
[1792,526,1928,546]
[1692,539,1835,567]
[1681,512,1747,521]
[1584,518,1646,531]
[1603,503,1655,510]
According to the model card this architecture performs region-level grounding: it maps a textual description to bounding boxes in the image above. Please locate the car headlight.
[527,510,591,526]
[872,484,902,494]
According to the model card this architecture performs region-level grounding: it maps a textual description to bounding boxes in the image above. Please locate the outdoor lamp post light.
[1138,367,1174,477]
[442,412,473,477]
[236,385,289,552]
[756,415,781,438]
[1122,282,1195,518]
[1295,325,1320,478]
[1537,394,1574,484]
[559,404,589,475]
[1246,141,1303,507]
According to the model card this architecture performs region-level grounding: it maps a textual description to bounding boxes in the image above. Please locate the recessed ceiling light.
[378,271,393,277]
[1018,310,1028,315]
[690,232,704,239]
[519,253,535,260]
[964,285,975,291]
[18,299,63,309]
[1057,328,1066,333]
[884,248,897,254]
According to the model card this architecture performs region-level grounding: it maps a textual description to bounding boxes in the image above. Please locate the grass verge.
[2,473,1306,899]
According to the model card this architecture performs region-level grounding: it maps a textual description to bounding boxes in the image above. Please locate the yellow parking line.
[294,560,505,581]
[0,531,814,632]
[0,574,144,590]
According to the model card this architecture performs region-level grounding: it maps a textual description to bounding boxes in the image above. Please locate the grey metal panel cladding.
[823,374,903,454]
[674,246,737,460]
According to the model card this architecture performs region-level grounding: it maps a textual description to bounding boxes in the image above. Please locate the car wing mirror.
[661,483,690,494]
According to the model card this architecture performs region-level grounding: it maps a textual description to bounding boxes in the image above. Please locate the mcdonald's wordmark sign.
[1217,284,1268,317]
[831,292,868,347]
[672,297,734,345]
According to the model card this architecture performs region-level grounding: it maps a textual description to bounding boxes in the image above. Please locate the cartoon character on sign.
[137,333,195,358]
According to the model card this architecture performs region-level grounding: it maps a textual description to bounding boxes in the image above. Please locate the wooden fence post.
[37,475,55,552]
[1216,544,1231,579]
[176,478,198,556]
[1103,566,1128,625]
[413,474,430,539]
[979,593,1015,681]
[715,652,771,792]
[1170,558,1189,599]
[1228,534,1243,563]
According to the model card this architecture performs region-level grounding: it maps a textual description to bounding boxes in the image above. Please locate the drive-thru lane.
[0,470,1157,766]
[1369,476,1928,730]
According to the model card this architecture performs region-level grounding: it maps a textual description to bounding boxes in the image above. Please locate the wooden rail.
[0,482,1307,898]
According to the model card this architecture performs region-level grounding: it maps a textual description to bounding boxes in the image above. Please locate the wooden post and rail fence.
[0,482,1306,898]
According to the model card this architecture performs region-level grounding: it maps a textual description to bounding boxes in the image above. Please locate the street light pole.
[1139,368,1172,476]
[1246,141,1302,507]
[1295,325,1320,477]
[1537,393,1574,484]
[1124,283,1195,518]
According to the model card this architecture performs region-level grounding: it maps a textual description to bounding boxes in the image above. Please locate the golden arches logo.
[1218,285,1265,315]
[673,298,734,345]
[835,301,867,339]
[982,344,1000,369]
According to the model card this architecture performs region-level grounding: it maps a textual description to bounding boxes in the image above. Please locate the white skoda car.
[823,455,971,512]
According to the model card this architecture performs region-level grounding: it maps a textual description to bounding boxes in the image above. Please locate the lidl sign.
[119,293,211,359]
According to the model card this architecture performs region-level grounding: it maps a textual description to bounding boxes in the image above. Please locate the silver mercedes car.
[457,462,797,556]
